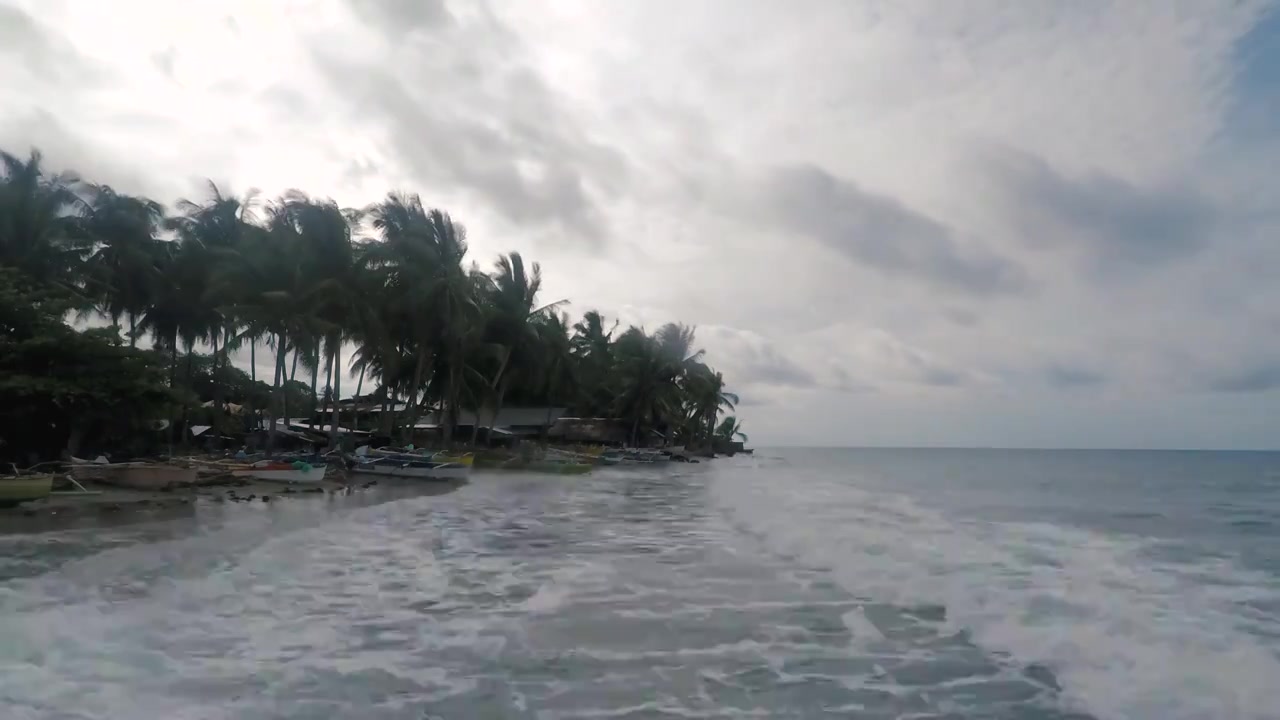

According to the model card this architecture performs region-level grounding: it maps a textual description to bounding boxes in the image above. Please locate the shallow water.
[2,450,1278,719]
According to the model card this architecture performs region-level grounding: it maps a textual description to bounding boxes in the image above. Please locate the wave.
[709,464,1280,720]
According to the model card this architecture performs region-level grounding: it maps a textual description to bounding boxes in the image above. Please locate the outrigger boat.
[348,455,470,480]
[0,473,54,507]
[230,457,328,483]
[69,458,198,490]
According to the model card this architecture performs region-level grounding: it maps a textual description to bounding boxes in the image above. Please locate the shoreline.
[0,474,460,536]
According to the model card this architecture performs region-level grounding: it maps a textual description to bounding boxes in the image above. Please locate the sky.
[4,0,1280,449]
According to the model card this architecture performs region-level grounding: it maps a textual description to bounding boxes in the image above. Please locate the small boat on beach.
[349,456,470,481]
[363,446,475,468]
[70,459,198,490]
[496,457,593,475]
[524,459,592,475]
[230,458,328,484]
[432,451,474,467]
[0,473,54,506]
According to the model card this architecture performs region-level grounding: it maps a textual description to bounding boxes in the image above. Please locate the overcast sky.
[4,0,1280,449]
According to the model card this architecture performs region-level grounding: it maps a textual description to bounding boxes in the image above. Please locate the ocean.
[2,449,1278,719]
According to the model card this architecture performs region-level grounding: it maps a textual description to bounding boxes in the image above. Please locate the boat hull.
[349,462,469,481]
[0,475,53,506]
[231,463,328,484]
[73,463,198,490]
[502,460,593,475]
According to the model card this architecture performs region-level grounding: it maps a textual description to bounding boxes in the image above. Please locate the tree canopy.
[0,146,744,458]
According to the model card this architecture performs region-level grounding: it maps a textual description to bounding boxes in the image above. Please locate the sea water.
[2,449,1278,719]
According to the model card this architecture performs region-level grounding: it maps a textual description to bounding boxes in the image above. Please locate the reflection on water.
[0,462,1140,718]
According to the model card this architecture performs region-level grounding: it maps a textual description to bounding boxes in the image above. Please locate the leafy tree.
[0,270,175,462]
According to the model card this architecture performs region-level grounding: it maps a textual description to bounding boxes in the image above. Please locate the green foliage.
[0,269,175,461]
[0,145,747,458]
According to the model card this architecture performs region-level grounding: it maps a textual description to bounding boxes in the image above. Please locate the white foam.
[710,467,1280,720]
[840,606,886,641]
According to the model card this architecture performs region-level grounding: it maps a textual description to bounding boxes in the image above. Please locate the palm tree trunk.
[128,315,137,348]
[249,338,256,383]
[543,378,557,442]
[309,340,321,429]
[443,358,459,448]
[209,331,222,444]
[402,349,429,444]
[377,385,390,436]
[328,342,342,449]
[351,364,365,432]
[167,338,179,452]
[284,345,300,426]
[267,332,287,456]
[485,373,515,447]
[180,342,196,447]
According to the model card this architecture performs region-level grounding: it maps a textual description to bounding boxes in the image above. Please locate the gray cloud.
[310,3,627,244]
[1044,363,1106,388]
[0,5,86,83]
[944,307,980,327]
[922,366,966,387]
[1209,362,1280,393]
[0,109,155,196]
[150,47,177,79]
[352,0,453,37]
[986,146,1217,274]
[700,326,817,391]
[756,164,1028,294]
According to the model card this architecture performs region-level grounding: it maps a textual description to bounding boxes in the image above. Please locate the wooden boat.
[0,474,54,506]
[432,451,474,467]
[545,447,601,465]
[231,459,327,483]
[70,460,197,490]
[349,456,470,480]
[500,458,593,475]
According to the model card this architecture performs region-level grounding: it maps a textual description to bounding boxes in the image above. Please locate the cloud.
[699,325,817,391]
[350,0,453,37]
[752,164,1028,295]
[0,4,99,85]
[1209,361,1280,393]
[983,146,1218,276]
[1044,363,1106,389]
[308,3,628,245]
[799,324,972,391]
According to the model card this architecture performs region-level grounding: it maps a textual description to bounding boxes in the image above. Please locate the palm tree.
[135,237,222,448]
[168,182,263,442]
[365,194,480,441]
[683,364,738,445]
[535,311,576,434]
[612,327,683,446]
[481,252,565,442]
[272,194,362,447]
[0,148,90,290]
[715,416,748,443]
[571,309,617,416]
[81,184,166,346]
